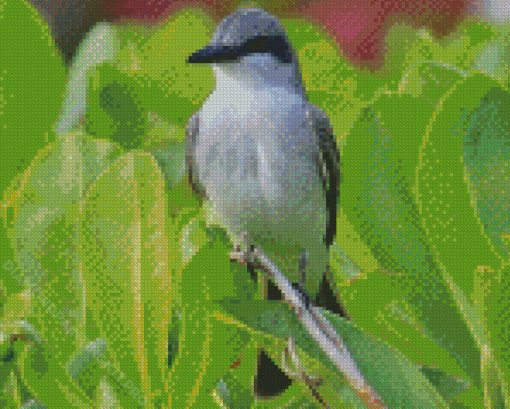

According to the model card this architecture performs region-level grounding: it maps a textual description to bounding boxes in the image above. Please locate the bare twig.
[230,246,387,409]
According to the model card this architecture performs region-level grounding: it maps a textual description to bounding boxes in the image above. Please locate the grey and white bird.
[186,7,343,313]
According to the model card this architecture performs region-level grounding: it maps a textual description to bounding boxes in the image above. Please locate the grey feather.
[308,105,341,248]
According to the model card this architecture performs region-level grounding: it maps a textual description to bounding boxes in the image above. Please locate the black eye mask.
[188,35,294,65]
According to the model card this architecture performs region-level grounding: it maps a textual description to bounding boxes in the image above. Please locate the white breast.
[194,81,327,253]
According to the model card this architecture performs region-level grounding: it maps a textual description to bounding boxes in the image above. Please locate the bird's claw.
[230,244,249,265]
[230,245,262,269]
[281,337,323,388]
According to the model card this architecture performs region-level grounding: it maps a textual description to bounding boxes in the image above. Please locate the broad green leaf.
[342,92,481,384]
[0,0,66,296]
[380,22,423,89]
[1,335,32,407]
[406,18,496,73]
[282,18,337,51]
[0,0,65,198]
[331,210,380,284]
[224,337,259,400]
[214,300,347,406]
[0,388,18,409]
[98,359,148,408]
[0,283,6,316]
[81,151,170,407]
[381,17,495,96]
[180,219,210,266]
[1,132,122,290]
[168,229,250,407]
[166,303,211,408]
[417,73,506,296]
[461,86,510,263]
[337,275,476,383]
[29,204,85,363]
[216,299,319,363]
[144,113,187,188]
[167,313,181,371]
[19,343,94,408]
[329,386,368,409]
[1,133,123,367]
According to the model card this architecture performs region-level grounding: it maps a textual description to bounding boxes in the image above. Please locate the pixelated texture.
[1,0,510,407]
[342,96,482,385]
[80,152,172,407]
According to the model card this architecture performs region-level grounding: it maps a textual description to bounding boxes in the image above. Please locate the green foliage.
[1,3,510,408]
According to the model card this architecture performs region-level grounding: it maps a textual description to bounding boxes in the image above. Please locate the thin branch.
[231,246,388,409]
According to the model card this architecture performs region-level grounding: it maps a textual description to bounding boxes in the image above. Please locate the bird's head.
[187,8,303,91]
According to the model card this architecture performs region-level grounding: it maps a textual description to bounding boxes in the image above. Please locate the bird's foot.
[281,337,323,388]
[230,244,261,269]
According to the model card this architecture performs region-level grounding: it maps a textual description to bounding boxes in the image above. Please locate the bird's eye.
[245,37,269,54]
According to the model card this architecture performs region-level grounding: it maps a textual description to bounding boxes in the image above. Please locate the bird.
[185,7,345,315]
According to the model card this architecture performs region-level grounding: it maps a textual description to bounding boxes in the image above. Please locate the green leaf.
[324,311,449,409]
[417,73,506,296]
[96,375,121,407]
[81,151,170,407]
[218,295,451,408]
[420,366,471,403]
[1,133,122,290]
[461,86,510,263]
[281,18,335,51]
[143,112,187,188]
[0,283,6,317]
[168,230,251,408]
[0,0,66,199]
[342,92,482,385]
[19,343,94,408]
[216,299,319,361]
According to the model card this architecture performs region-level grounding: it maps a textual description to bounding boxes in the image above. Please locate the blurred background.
[28,0,509,68]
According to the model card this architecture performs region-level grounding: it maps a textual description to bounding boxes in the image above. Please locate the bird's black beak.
[187,45,241,64]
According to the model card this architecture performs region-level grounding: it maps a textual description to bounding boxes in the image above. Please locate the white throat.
[212,53,304,94]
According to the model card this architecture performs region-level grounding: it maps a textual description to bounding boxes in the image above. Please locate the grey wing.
[185,112,206,199]
[308,105,341,248]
